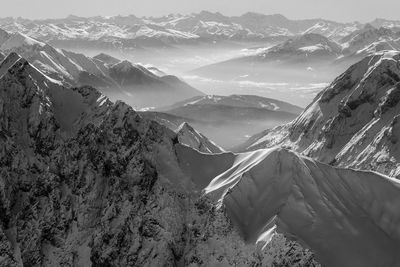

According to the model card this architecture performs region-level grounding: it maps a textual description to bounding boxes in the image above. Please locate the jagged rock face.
[0,54,316,266]
[241,51,400,177]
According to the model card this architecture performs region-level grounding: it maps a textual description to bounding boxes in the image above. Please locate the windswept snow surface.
[176,145,400,267]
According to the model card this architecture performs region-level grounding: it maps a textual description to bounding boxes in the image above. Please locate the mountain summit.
[241,50,400,177]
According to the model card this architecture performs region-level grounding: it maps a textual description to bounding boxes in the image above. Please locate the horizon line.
[0,10,396,24]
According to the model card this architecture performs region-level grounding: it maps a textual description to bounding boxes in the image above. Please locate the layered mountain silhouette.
[0,12,377,48]
[0,28,203,108]
[141,95,301,148]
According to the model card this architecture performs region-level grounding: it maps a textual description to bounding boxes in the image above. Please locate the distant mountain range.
[1,12,400,49]
[192,24,400,87]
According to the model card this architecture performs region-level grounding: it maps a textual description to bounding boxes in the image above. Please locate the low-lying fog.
[60,41,346,108]
[184,74,328,108]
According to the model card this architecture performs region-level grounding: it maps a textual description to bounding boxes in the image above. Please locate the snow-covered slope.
[236,33,342,65]
[176,122,224,153]
[0,29,112,84]
[176,145,400,267]
[240,50,400,177]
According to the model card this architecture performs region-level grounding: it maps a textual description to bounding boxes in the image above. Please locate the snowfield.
[177,145,400,267]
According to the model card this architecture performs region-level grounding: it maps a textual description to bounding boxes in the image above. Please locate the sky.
[2,0,400,22]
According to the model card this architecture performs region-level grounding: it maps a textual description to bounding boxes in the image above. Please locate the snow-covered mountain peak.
[278,33,341,52]
[252,32,343,62]
[0,13,367,46]
[320,50,400,104]
[340,25,399,55]
[241,50,400,176]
